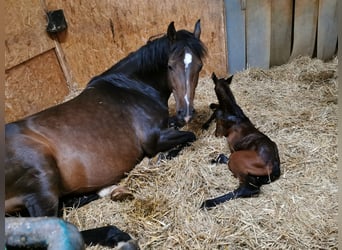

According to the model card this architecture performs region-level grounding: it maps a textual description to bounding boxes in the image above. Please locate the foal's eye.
[168,65,173,71]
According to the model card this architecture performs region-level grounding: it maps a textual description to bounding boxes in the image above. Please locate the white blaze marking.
[184,52,192,68]
[183,52,192,121]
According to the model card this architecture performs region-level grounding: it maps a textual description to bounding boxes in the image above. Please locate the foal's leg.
[200,182,260,209]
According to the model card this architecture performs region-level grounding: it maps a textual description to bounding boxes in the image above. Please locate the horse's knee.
[25,192,59,217]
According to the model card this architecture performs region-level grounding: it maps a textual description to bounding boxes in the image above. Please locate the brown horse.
[201,73,281,209]
[5,20,207,217]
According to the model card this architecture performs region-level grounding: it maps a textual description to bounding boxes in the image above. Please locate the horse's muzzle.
[177,108,196,126]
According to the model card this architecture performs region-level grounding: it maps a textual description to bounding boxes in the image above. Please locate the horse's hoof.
[217,154,229,164]
[201,123,210,130]
[110,186,134,202]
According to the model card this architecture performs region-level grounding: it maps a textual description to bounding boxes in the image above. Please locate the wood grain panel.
[5,0,55,69]
[45,0,227,87]
[5,49,69,122]
[317,0,338,60]
[270,0,293,66]
[290,0,319,59]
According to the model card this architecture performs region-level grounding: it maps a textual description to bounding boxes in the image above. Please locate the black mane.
[87,73,165,107]
[99,29,207,76]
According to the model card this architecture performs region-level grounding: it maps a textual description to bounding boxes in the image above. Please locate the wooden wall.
[225,0,338,74]
[5,0,227,122]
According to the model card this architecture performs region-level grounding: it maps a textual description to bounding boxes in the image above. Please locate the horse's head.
[166,20,207,127]
[211,72,245,137]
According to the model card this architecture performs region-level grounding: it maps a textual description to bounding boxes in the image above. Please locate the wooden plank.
[246,0,271,69]
[225,0,246,74]
[5,49,69,122]
[45,0,227,87]
[270,0,293,66]
[317,0,338,60]
[5,1,55,70]
[290,0,319,59]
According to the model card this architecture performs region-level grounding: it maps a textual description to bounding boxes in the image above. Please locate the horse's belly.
[57,148,142,195]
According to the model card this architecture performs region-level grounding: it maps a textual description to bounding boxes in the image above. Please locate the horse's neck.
[100,55,171,103]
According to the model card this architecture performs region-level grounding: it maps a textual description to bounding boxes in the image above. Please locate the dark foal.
[201,73,281,209]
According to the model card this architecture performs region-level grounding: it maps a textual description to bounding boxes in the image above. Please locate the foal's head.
[211,72,248,137]
[167,20,207,126]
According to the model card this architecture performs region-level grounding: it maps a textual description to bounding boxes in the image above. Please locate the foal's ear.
[211,72,218,84]
[194,19,201,39]
[225,75,233,85]
[167,21,177,42]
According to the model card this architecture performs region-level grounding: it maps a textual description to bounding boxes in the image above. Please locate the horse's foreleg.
[156,129,196,159]
[200,183,260,209]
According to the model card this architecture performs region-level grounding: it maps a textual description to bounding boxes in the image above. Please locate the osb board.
[5,49,69,123]
[45,0,227,88]
[5,0,55,70]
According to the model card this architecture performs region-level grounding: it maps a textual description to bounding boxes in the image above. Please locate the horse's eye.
[168,65,173,71]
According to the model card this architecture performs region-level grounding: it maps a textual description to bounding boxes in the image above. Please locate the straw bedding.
[63,56,338,249]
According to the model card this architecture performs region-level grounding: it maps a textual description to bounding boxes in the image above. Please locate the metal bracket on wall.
[46,9,68,34]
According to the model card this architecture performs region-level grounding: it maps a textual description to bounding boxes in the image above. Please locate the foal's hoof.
[110,186,134,202]
[200,199,217,210]
[210,153,229,164]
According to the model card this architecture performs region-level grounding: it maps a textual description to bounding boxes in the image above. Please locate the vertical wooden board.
[46,0,227,87]
[317,0,338,60]
[5,49,69,123]
[225,0,246,74]
[290,0,319,59]
[246,0,271,69]
[270,0,293,66]
[5,0,55,69]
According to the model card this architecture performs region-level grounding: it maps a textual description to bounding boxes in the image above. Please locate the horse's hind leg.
[7,153,61,217]
[80,225,139,249]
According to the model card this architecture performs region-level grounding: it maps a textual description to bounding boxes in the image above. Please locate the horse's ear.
[194,19,201,39]
[167,21,177,42]
[211,72,218,84]
[225,75,233,85]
